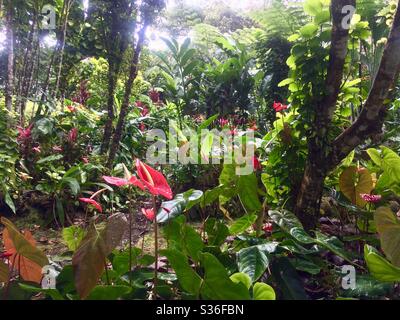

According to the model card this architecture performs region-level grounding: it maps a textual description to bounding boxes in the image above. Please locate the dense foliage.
[0,0,400,301]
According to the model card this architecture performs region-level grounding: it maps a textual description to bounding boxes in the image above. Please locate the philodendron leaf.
[62,226,86,252]
[237,173,262,214]
[364,245,400,282]
[156,190,203,223]
[72,213,127,299]
[268,210,314,244]
[1,217,49,267]
[270,257,309,300]
[253,282,276,300]
[374,207,400,267]
[230,272,252,290]
[339,166,373,207]
[237,245,270,283]
[200,253,250,300]
[162,249,202,296]
[229,214,257,236]
[204,218,229,247]
[163,216,204,262]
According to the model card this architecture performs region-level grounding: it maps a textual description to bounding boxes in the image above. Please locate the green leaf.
[61,177,80,196]
[237,174,262,214]
[156,190,203,223]
[339,275,393,299]
[374,207,400,267]
[230,272,252,289]
[229,214,257,236]
[86,285,132,300]
[237,245,270,282]
[72,213,127,299]
[200,253,250,300]
[253,282,276,300]
[4,192,15,214]
[314,232,353,263]
[299,24,319,38]
[162,249,202,296]
[163,216,204,262]
[364,245,400,282]
[270,257,309,300]
[37,154,63,164]
[204,218,229,247]
[18,283,64,300]
[62,226,86,252]
[303,0,323,16]
[278,78,294,87]
[268,210,314,244]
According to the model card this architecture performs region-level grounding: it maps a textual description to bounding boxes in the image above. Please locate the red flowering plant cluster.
[102,159,173,291]
[72,80,90,105]
[272,101,289,113]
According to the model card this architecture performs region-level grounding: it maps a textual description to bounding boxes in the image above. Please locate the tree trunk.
[100,67,117,154]
[294,0,400,231]
[106,25,147,168]
[294,0,354,230]
[5,3,14,111]
[54,0,73,100]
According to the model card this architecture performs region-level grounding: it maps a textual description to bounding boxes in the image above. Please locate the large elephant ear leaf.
[374,207,400,267]
[1,217,49,267]
[1,217,49,284]
[339,166,373,207]
[72,213,127,299]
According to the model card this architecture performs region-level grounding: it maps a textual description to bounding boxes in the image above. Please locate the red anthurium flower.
[272,101,288,112]
[360,194,382,203]
[263,223,273,233]
[17,124,33,141]
[68,127,78,143]
[252,156,262,171]
[136,159,173,200]
[142,208,155,221]
[79,197,102,213]
[103,175,145,190]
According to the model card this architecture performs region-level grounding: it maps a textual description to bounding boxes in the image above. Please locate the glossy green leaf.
[230,272,252,289]
[237,245,270,283]
[364,245,400,282]
[253,282,276,300]
[229,214,257,236]
[374,207,400,267]
[62,226,86,252]
[162,249,202,296]
[200,253,250,300]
